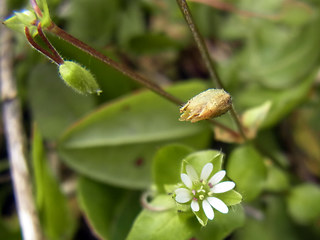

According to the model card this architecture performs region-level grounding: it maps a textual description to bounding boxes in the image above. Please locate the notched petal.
[186,165,199,181]
[202,199,214,220]
[191,200,200,212]
[211,181,235,193]
[181,173,193,189]
[209,170,226,186]
[175,188,192,203]
[207,197,228,214]
[200,163,213,181]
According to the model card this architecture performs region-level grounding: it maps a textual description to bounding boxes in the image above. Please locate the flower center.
[191,180,212,202]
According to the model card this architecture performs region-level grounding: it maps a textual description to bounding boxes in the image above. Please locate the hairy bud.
[59,61,102,95]
[179,89,232,123]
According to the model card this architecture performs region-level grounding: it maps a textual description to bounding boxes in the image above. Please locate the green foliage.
[58,81,211,189]
[227,145,267,202]
[3,0,320,239]
[77,176,141,240]
[152,144,193,193]
[126,195,199,240]
[32,126,76,240]
[287,183,320,224]
[28,63,95,139]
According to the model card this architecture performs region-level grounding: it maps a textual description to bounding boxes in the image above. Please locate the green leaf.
[227,144,267,202]
[264,162,290,192]
[126,195,199,240]
[66,0,121,47]
[28,63,95,140]
[236,73,315,128]
[242,101,272,130]
[181,150,223,176]
[117,1,145,48]
[37,0,52,27]
[58,81,211,189]
[196,204,245,240]
[128,33,181,55]
[152,144,193,193]
[77,176,141,240]
[287,183,320,224]
[32,125,76,240]
[235,196,300,240]
[218,190,242,206]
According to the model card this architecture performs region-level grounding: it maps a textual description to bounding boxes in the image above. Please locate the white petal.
[181,173,193,189]
[175,188,192,203]
[202,199,214,220]
[191,200,200,212]
[200,163,213,181]
[207,197,228,214]
[208,170,226,186]
[186,165,198,181]
[211,181,235,193]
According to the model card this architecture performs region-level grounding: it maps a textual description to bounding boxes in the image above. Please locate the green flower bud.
[58,61,102,95]
[4,10,37,35]
[179,89,232,123]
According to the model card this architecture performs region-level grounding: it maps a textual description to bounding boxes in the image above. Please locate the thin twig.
[28,0,242,141]
[49,23,183,106]
[25,26,63,65]
[176,0,247,140]
[176,0,224,89]
[230,105,247,141]
[37,23,64,64]
[47,23,242,136]
[0,2,44,240]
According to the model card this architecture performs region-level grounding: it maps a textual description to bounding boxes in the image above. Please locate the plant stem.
[176,0,247,140]
[0,2,44,240]
[230,105,247,141]
[25,26,63,65]
[37,23,64,64]
[48,23,183,105]
[46,22,240,138]
[176,0,224,89]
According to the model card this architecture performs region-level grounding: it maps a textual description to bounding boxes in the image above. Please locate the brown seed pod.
[179,89,232,123]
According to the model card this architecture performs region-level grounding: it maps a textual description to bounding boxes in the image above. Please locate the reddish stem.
[37,23,64,64]
[30,0,43,18]
[25,27,63,65]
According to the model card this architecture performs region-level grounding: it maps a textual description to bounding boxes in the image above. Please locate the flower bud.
[179,89,232,123]
[4,10,37,35]
[58,61,102,95]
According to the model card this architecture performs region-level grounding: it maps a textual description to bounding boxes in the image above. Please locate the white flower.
[174,163,235,220]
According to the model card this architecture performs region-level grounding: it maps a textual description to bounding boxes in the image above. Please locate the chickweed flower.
[174,163,235,221]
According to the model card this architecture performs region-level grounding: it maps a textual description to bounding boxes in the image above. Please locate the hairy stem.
[49,23,183,105]
[176,0,247,140]
[45,22,240,137]
[37,23,64,64]
[25,26,63,65]
[1,2,44,239]
[176,0,224,89]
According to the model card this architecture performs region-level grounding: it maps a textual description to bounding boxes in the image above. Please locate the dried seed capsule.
[59,61,102,95]
[179,89,232,123]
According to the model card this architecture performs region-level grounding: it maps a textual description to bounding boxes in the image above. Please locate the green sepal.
[181,150,223,176]
[36,0,52,28]
[58,61,102,95]
[4,10,37,36]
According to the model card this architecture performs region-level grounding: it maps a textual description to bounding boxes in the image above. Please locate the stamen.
[199,195,204,200]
